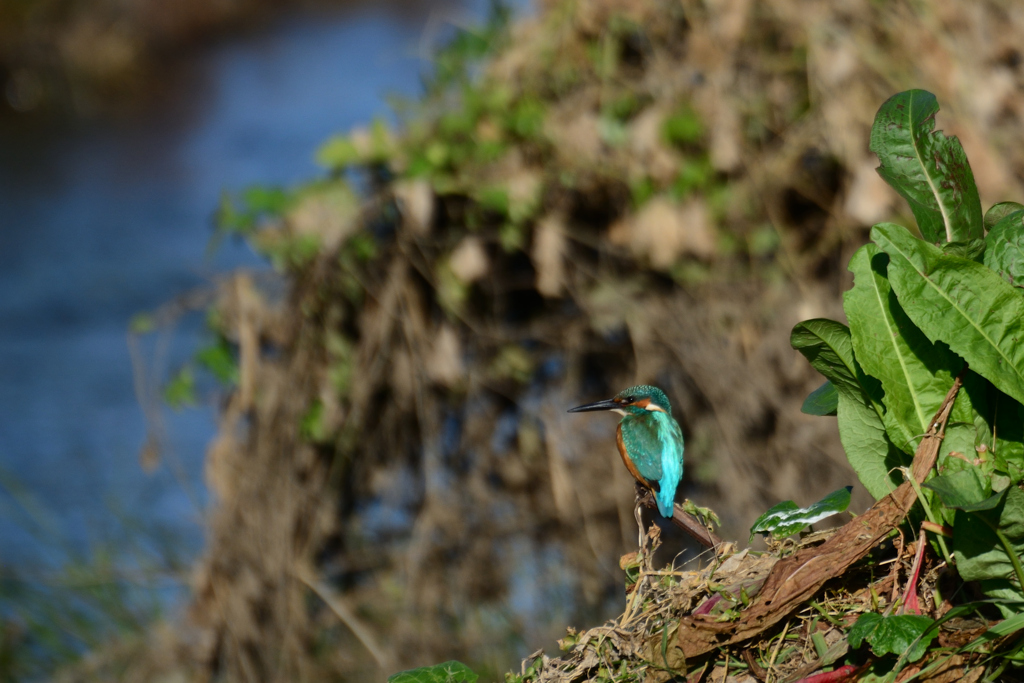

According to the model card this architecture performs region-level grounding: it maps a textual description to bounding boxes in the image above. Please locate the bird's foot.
[633,500,645,548]
[681,499,721,530]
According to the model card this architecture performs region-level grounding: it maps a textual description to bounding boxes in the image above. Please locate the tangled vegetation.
[89,0,1024,681]
[477,89,1024,683]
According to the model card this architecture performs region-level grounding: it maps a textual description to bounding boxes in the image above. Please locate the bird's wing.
[622,417,664,483]
[652,414,684,518]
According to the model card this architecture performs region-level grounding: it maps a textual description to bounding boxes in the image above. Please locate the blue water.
[0,1,511,573]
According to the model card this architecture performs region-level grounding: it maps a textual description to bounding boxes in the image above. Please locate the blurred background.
[2,0,1024,680]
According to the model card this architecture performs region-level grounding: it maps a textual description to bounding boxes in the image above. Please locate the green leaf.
[215,191,256,235]
[663,105,705,146]
[840,401,909,500]
[598,115,628,147]
[507,97,546,140]
[976,579,1024,618]
[790,320,883,411]
[923,469,1002,512]
[750,501,798,539]
[984,201,1024,232]
[316,135,361,170]
[984,209,1024,288]
[369,118,395,161]
[749,486,852,541]
[869,89,983,244]
[942,378,1016,481]
[242,185,291,215]
[299,400,329,443]
[844,244,963,455]
[348,233,377,262]
[388,661,479,683]
[873,222,1024,407]
[870,615,937,662]
[944,373,1024,485]
[942,238,985,263]
[941,371,987,478]
[475,186,510,215]
[791,319,909,498]
[847,613,937,662]
[990,389,1024,478]
[129,313,155,334]
[953,485,1024,582]
[671,156,714,199]
[801,380,838,416]
[255,232,322,271]
[848,612,882,649]
[163,367,197,410]
[195,339,238,386]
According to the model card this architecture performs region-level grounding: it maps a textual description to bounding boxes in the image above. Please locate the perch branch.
[635,485,724,548]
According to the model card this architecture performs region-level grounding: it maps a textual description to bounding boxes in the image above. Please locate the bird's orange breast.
[616,424,654,491]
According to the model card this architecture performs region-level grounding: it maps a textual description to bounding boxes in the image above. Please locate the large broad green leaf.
[941,238,985,263]
[749,486,852,541]
[870,90,983,244]
[838,390,909,500]
[388,662,479,683]
[930,377,1018,520]
[953,374,1024,485]
[801,380,838,416]
[990,389,1024,478]
[984,209,1024,288]
[791,320,908,498]
[931,467,1024,604]
[976,579,1024,619]
[984,201,1024,232]
[873,222,1024,407]
[791,320,884,416]
[952,486,1024,583]
[923,469,1002,512]
[844,244,963,454]
[939,373,986,499]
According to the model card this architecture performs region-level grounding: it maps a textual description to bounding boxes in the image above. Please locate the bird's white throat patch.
[644,404,667,413]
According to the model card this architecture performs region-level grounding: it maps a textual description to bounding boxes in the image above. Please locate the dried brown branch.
[635,486,724,548]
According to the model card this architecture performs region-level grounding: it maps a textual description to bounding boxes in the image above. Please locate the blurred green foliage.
[389,660,479,683]
[0,464,184,679]
[662,105,704,147]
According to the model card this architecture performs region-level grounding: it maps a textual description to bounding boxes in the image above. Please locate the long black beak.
[567,398,619,413]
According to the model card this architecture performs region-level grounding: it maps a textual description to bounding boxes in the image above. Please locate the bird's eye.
[623,396,635,404]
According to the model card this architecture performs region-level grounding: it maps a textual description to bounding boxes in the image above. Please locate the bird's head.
[568,384,672,417]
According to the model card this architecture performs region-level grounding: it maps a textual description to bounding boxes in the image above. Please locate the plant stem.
[905,473,954,567]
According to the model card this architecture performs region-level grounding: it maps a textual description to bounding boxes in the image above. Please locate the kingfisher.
[568,384,684,519]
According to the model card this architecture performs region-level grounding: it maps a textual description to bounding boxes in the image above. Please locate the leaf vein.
[866,269,928,437]
[889,240,1024,388]
[907,95,953,242]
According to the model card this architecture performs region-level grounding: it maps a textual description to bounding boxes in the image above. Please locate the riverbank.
[34,0,1024,679]
[0,4,478,678]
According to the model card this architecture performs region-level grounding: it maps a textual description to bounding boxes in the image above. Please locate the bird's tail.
[655,483,676,518]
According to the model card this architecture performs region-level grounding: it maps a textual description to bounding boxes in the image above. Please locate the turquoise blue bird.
[568,385,684,518]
